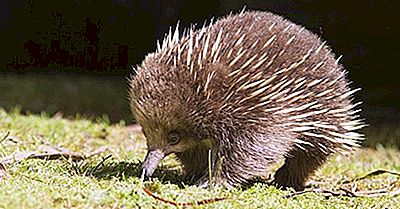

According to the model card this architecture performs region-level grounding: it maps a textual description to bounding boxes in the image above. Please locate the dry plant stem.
[0,131,10,143]
[208,149,212,187]
[89,154,112,175]
[143,187,228,206]
[285,169,400,198]
[284,188,399,198]
[342,169,400,184]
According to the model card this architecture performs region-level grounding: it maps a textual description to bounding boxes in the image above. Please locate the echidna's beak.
[141,149,165,179]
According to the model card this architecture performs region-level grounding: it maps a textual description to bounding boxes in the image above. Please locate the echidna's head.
[129,54,214,178]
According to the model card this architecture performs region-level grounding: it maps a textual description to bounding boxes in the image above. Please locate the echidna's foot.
[241,176,271,189]
[194,176,210,188]
[272,165,306,191]
[273,148,329,191]
[193,174,232,189]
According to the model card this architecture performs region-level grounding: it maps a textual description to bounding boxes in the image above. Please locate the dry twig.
[143,187,228,207]
[342,169,400,184]
[285,169,400,198]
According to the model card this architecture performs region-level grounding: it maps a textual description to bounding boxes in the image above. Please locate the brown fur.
[129,11,364,190]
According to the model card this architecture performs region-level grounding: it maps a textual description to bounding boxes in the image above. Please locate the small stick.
[143,187,228,206]
[342,169,400,184]
[285,187,400,198]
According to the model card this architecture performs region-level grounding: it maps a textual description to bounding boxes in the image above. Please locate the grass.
[0,108,399,209]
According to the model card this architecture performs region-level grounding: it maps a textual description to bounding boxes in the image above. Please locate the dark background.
[0,0,399,146]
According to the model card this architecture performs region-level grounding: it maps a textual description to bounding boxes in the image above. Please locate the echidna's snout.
[141,149,165,178]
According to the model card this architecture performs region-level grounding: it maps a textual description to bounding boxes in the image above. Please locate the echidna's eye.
[167,131,180,145]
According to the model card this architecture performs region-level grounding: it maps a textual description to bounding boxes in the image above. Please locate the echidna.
[129,10,365,190]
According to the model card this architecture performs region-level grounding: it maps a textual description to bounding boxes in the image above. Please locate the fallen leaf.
[0,146,108,164]
[0,150,84,164]
[86,146,109,157]
[126,124,142,134]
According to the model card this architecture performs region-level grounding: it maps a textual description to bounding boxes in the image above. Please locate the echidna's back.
[200,14,346,111]
[188,11,362,152]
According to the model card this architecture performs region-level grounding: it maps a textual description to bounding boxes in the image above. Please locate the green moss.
[0,108,399,208]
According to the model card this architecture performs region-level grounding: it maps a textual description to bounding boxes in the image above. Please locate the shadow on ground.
[69,157,187,187]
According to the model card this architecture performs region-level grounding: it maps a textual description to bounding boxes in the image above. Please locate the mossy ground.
[0,108,399,208]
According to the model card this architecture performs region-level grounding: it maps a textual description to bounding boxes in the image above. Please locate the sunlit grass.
[0,108,399,208]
